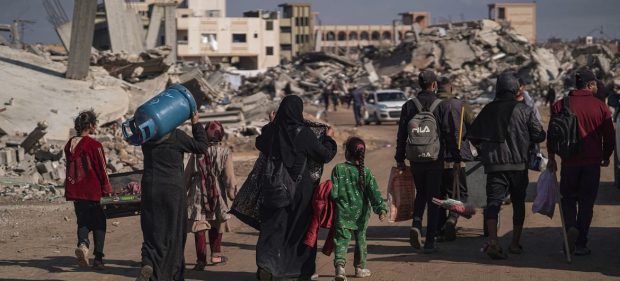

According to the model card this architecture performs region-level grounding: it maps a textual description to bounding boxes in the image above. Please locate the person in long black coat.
[256,95,337,281]
[136,112,209,281]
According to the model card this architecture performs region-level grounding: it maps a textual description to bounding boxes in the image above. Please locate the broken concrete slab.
[20,122,48,153]
[0,45,129,141]
[104,0,144,54]
[441,40,476,69]
[145,5,164,49]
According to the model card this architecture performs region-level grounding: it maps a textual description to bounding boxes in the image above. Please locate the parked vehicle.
[364,90,408,125]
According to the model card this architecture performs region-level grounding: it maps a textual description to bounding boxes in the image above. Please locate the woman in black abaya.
[256,95,337,281]
[136,113,209,281]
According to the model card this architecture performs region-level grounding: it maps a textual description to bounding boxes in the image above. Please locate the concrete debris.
[0,183,65,202]
[92,46,173,83]
[369,19,570,102]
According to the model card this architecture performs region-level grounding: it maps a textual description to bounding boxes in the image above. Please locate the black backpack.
[259,128,305,209]
[548,96,581,159]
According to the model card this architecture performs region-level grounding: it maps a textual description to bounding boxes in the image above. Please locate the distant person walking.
[351,88,366,127]
[468,72,546,259]
[547,69,615,256]
[64,110,112,270]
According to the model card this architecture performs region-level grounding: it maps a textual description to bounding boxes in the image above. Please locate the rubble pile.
[552,43,620,88]
[373,20,564,100]
[92,46,174,83]
[0,184,64,202]
[0,123,67,187]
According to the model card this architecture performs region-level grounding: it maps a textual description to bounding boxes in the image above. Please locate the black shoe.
[409,227,422,249]
[92,258,105,270]
[566,227,579,254]
[442,220,457,242]
[423,241,438,254]
[574,245,591,256]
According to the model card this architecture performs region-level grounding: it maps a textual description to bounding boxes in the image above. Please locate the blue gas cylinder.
[122,84,198,145]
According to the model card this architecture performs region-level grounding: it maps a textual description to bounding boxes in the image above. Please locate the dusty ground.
[1,106,619,281]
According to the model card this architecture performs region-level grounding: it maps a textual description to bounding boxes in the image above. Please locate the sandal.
[210,255,228,266]
[508,244,523,254]
[482,241,508,260]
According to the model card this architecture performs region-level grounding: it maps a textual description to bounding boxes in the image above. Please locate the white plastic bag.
[532,169,558,218]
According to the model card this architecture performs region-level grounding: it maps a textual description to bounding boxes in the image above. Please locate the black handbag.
[259,128,305,209]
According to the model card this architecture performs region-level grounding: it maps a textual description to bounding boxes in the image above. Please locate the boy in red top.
[547,69,615,256]
[64,110,112,269]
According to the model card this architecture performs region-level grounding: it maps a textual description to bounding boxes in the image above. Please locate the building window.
[202,34,217,44]
[498,7,506,19]
[281,26,291,33]
[266,20,274,31]
[326,31,336,41]
[337,31,346,41]
[281,44,292,51]
[304,34,309,43]
[266,46,274,56]
[295,17,300,26]
[232,33,247,43]
[295,35,300,44]
[254,33,258,38]
[349,32,358,40]
[382,31,392,40]
[360,31,369,40]
[371,31,380,40]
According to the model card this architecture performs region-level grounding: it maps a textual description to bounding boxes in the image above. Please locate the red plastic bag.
[387,166,415,222]
[532,169,558,218]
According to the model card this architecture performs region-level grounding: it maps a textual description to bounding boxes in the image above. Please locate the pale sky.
[1,0,619,44]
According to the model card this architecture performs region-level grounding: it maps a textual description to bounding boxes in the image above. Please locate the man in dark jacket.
[395,70,454,252]
[468,72,546,259]
[436,76,474,241]
[547,69,615,256]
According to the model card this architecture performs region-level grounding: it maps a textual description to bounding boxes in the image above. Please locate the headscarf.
[272,95,304,167]
[205,121,224,143]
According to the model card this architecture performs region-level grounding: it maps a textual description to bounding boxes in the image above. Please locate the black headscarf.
[271,95,304,167]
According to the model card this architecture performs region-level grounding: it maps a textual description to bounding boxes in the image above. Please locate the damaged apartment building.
[108,0,281,71]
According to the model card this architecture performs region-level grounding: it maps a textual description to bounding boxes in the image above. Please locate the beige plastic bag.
[387,166,416,222]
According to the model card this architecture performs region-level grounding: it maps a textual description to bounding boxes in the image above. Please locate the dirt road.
[1,108,619,281]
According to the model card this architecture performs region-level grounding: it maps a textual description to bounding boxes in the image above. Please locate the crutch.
[557,178,572,263]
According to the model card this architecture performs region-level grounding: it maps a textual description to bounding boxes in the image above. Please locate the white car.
[364,90,408,125]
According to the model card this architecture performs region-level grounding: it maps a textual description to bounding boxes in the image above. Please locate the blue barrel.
[122,84,197,145]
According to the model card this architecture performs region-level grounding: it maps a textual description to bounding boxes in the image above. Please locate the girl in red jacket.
[64,110,112,270]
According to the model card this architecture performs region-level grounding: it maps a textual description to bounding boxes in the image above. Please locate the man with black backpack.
[395,70,454,253]
[467,72,546,259]
[547,69,615,256]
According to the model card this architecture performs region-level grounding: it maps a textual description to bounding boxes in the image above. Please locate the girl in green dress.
[330,137,387,281]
